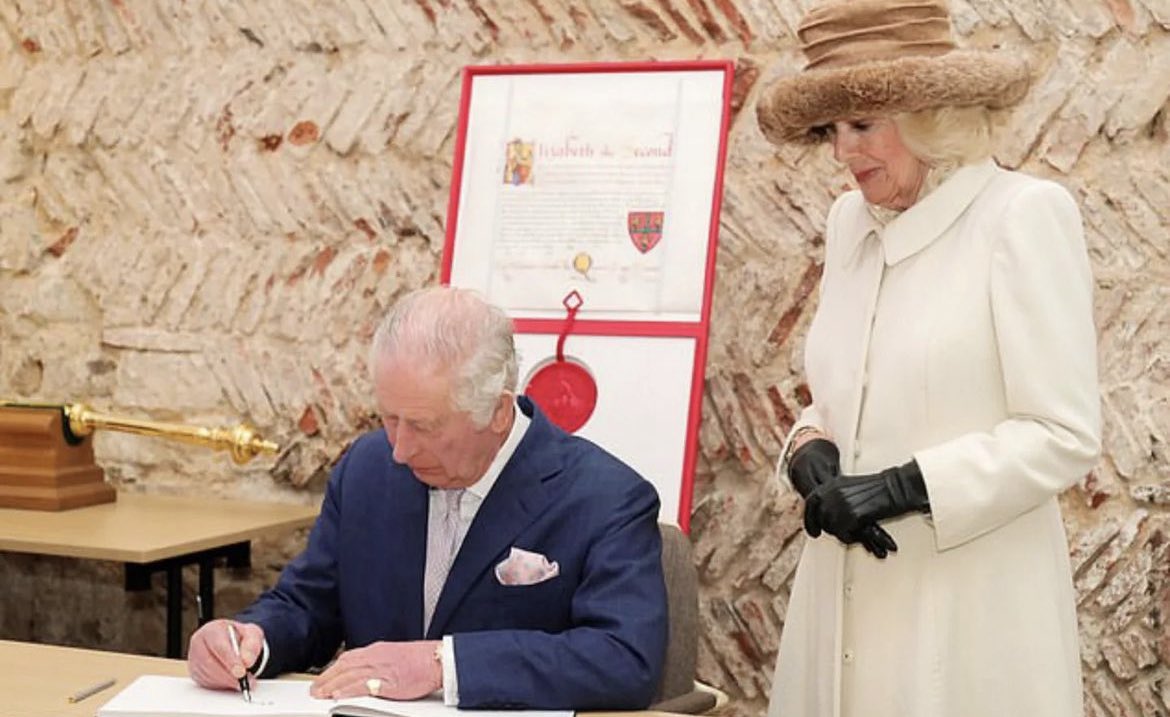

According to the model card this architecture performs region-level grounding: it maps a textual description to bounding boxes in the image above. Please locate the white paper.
[450,70,724,322]
[99,676,322,717]
[516,333,695,525]
[98,675,572,717]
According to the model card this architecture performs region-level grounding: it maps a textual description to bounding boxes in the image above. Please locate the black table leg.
[166,565,183,658]
[124,542,252,658]
[198,557,215,626]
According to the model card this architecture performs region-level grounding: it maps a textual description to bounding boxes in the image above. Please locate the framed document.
[443,61,733,530]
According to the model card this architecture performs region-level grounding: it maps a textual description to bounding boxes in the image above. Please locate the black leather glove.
[803,459,931,544]
[788,439,899,559]
[787,438,840,498]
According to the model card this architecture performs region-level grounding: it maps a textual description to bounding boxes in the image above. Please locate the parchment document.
[450,70,725,321]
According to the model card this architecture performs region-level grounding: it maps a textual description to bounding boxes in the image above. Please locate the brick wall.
[0,1,1166,715]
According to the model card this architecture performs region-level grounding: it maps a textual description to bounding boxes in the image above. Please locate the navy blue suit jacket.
[237,397,667,710]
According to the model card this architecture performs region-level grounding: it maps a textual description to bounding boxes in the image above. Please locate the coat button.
[844,583,854,599]
[843,649,855,664]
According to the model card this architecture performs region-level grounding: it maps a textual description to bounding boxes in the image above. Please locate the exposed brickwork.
[0,1,1167,714]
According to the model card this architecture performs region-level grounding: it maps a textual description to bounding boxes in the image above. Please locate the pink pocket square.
[494,547,560,586]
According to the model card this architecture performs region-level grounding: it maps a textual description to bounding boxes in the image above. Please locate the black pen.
[226,624,253,703]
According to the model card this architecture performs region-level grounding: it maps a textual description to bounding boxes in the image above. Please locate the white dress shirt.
[439,401,531,705]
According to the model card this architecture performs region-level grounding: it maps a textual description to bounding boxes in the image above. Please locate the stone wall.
[0,1,1166,715]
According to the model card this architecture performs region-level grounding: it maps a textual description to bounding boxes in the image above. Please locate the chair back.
[655,522,699,702]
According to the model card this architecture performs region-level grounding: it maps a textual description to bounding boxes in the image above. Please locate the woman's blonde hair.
[893,105,994,166]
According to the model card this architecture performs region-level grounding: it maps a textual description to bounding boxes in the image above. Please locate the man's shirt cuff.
[441,635,459,705]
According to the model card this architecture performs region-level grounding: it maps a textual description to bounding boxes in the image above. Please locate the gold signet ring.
[366,678,382,697]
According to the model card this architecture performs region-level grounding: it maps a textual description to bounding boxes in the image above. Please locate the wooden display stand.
[0,406,115,510]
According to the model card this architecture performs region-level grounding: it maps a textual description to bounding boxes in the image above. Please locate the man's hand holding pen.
[187,619,265,697]
[227,623,253,702]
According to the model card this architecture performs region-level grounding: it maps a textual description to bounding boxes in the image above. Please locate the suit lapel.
[385,464,429,639]
[426,400,561,638]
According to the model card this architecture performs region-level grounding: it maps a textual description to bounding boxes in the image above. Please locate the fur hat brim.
[757,50,1032,145]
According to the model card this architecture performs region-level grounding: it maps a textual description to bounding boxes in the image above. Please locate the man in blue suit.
[187,286,668,710]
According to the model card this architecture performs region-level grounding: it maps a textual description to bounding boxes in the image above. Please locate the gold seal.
[572,252,592,278]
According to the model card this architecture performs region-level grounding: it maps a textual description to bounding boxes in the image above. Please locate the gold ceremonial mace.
[64,403,278,465]
[0,400,279,465]
[0,401,280,510]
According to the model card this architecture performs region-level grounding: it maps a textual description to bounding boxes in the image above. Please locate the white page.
[450,70,724,321]
[98,675,573,717]
[98,676,327,717]
[515,333,695,525]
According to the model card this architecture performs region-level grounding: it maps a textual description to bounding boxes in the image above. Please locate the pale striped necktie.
[423,488,465,633]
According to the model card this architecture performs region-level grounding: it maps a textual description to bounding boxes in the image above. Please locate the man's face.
[373,356,508,490]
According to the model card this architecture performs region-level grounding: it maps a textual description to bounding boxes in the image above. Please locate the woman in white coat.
[755,1,1101,716]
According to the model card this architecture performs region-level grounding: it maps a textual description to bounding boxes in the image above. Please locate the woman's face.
[829,118,928,210]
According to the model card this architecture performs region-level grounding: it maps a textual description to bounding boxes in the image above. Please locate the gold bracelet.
[784,426,822,464]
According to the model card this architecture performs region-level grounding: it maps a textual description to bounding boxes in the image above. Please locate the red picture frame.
[441,60,734,532]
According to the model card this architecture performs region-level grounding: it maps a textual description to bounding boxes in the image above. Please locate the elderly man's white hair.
[370,286,518,427]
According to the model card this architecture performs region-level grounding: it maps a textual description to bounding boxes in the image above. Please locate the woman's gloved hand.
[803,459,930,544]
[787,438,839,497]
[788,439,899,558]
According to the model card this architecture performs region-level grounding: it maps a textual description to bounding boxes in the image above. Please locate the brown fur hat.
[757,0,1032,145]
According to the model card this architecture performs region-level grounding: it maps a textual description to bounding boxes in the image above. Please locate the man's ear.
[489,392,515,433]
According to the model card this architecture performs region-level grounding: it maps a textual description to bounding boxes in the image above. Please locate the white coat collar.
[878,159,999,266]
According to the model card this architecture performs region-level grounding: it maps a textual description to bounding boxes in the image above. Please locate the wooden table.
[2,639,189,716]
[0,492,319,658]
[0,640,685,717]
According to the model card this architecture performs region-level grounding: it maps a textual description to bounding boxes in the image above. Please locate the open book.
[98,675,574,717]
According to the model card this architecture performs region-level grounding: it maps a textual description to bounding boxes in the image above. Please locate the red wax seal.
[523,357,598,433]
